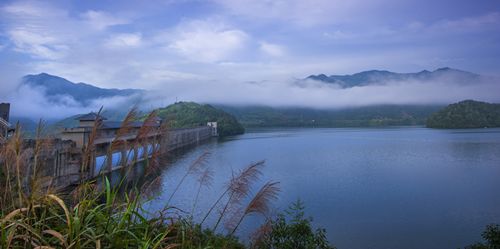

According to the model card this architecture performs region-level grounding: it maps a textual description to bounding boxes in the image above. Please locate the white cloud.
[318,12,500,46]
[259,42,285,57]
[81,10,130,30]
[7,84,140,120]
[426,12,500,34]
[2,1,66,18]
[168,77,500,109]
[167,19,249,63]
[1,1,72,59]
[104,33,143,49]
[213,0,395,27]
[8,29,68,59]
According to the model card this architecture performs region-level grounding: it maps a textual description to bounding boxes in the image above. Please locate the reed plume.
[110,106,138,153]
[136,110,159,142]
[167,151,211,205]
[191,167,214,215]
[81,107,103,177]
[230,181,280,235]
[204,160,264,230]
[29,120,55,199]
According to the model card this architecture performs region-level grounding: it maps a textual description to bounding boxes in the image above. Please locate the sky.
[1,0,500,118]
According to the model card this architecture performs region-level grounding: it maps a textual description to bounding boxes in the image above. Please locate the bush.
[252,199,335,249]
[466,224,500,249]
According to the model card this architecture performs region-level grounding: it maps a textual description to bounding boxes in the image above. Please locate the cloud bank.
[143,77,500,109]
[7,83,142,120]
[5,71,500,121]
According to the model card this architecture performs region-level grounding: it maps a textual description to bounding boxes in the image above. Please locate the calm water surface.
[143,127,500,249]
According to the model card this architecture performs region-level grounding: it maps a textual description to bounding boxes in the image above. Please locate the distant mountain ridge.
[306,67,480,88]
[21,73,143,106]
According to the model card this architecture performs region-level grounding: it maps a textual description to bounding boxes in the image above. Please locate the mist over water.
[4,73,500,121]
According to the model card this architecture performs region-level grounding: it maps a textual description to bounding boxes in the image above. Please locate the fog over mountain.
[305,67,480,88]
[4,68,500,121]
[7,73,145,121]
[22,73,143,106]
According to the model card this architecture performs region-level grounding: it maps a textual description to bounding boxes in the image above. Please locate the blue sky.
[1,0,500,91]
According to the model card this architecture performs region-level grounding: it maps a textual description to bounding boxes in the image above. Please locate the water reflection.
[114,127,500,249]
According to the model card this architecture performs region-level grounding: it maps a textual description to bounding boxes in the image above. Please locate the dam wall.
[7,126,215,190]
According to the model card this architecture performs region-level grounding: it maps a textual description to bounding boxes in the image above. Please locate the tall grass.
[0,108,280,248]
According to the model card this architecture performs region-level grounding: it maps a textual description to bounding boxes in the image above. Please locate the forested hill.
[155,102,244,137]
[217,105,443,128]
[426,100,500,129]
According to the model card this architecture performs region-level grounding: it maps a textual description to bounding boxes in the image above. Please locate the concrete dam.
[1,110,218,190]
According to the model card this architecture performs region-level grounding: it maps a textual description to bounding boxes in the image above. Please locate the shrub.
[252,199,335,249]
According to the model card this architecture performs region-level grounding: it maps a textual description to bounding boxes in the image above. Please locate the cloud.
[322,12,500,45]
[8,29,69,59]
[166,19,249,63]
[7,84,140,120]
[259,42,285,57]
[1,2,133,61]
[104,33,143,49]
[428,12,500,34]
[81,10,130,30]
[1,0,499,108]
[213,0,396,27]
[2,1,66,17]
[1,1,72,59]
[143,76,500,109]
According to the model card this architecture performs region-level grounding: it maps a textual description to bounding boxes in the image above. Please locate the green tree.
[427,100,500,129]
[466,224,500,249]
[252,200,335,249]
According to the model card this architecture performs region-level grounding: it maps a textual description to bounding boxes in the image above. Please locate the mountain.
[153,102,244,137]
[305,67,480,88]
[426,100,500,129]
[21,73,144,106]
[218,105,444,128]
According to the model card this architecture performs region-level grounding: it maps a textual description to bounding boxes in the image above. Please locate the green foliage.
[218,105,442,128]
[155,102,245,137]
[174,221,245,249]
[465,224,500,249]
[0,179,247,249]
[426,100,500,129]
[252,200,335,249]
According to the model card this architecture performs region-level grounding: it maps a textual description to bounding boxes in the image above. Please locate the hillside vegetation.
[426,100,500,128]
[219,105,442,128]
[156,102,245,136]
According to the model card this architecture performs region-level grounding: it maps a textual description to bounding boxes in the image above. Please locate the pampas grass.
[230,181,280,235]
[206,161,265,231]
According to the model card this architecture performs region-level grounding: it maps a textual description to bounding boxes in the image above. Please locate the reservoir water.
[143,127,500,249]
